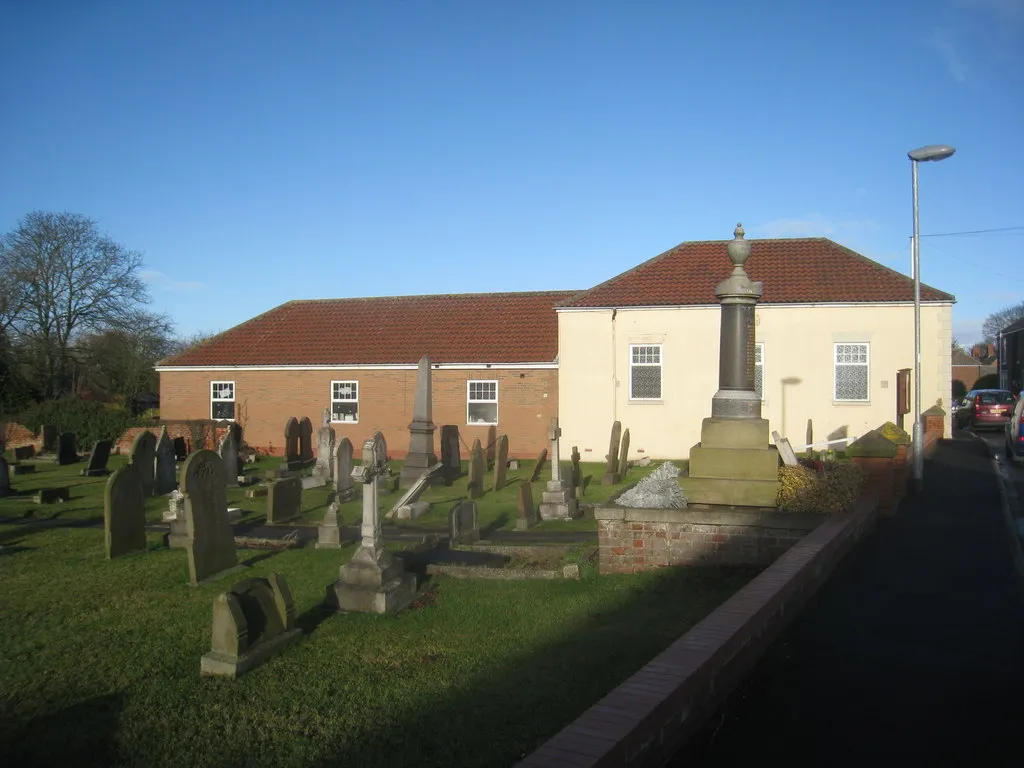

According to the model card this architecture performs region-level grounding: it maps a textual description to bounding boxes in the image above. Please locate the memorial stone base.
[326,545,417,614]
[539,480,580,520]
[680,417,781,508]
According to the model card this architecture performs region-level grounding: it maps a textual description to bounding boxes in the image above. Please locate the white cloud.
[749,214,878,239]
[926,28,968,83]
[139,269,207,292]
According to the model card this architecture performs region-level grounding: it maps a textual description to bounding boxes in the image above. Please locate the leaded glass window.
[630,345,662,400]
[834,343,869,401]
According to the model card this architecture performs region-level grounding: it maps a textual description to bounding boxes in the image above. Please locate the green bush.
[972,373,1000,390]
[18,397,134,448]
[777,461,864,514]
[952,380,967,400]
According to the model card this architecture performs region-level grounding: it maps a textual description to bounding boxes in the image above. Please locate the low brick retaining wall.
[517,492,879,768]
[595,506,823,573]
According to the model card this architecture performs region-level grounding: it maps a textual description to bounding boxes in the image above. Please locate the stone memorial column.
[538,417,578,520]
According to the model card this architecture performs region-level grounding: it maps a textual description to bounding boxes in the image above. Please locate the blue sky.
[2,0,1022,344]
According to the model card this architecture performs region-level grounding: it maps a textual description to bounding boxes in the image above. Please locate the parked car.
[1005,396,1024,464]
[954,389,1017,431]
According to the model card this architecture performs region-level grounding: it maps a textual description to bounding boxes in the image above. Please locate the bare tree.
[3,212,150,397]
[982,301,1024,342]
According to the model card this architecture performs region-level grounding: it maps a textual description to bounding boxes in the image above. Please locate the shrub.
[18,397,134,449]
[952,380,967,400]
[972,373,1000,390]
[778,461,864,514]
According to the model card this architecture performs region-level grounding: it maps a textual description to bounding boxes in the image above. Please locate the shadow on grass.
[1,691,125,768]
[481,513,510,539]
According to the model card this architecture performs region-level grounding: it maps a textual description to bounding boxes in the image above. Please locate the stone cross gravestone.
[449,500,479,545]
[41,424,59,453]
[57,432,78,465]
[602,421,622,484]
[440,425,461,483]
[771,431,799,467]
[181,450,239,585]
[0,456,12,497]
[467,439,486,499]
[539,417,578,520]
[334,437,356,501]
[492,434,509,491]
[82,439,113,477]
[218,429,240,487]
[200,573,301,678]
[516,482,537,530]
[104,465,146,559]
[284,417,301,469]
[315,408,336,481]
[173,436,188,461]
[154,428,177,494]
[528,448,548,483]
[400,356,438,486]
[266,476,303,524]
[129,430,157,497]
[618,428,631,481]
[298,417,314,466]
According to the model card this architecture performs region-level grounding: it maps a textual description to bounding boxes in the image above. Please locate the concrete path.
[673,435,1024,761]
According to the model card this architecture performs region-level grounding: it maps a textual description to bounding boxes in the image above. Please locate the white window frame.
[629,344,663,401]
[755,342,765,401]
[331,380,359,423]
[467,380,498,425]
[834,343,870,402]
[210,381,235,421]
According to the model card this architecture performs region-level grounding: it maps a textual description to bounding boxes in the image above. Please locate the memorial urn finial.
[727,222,750,270]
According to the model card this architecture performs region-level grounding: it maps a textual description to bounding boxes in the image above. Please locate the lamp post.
[908,144,955,491]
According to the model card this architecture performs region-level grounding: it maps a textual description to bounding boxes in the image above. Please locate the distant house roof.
[952,349,982,366]
[560,237,955,308]
[158,291,578,367]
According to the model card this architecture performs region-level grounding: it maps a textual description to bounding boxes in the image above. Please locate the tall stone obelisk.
[680,224,781,508]
[400,356,438,486]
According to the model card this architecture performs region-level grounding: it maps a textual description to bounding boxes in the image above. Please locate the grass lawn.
[0,451,750,768]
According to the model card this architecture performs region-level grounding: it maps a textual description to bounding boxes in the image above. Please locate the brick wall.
[595,507,822,573]
[158,367,557,458]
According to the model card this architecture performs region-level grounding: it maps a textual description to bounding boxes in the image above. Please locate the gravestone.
[467,439,486,500]
[35,487,70,504]
[326,433,417,614]
[317,501,342,549]
[104,465,146,558]
[602,421,622,485]
[440,425,461,483]
[570,446,583,497]
[154,428,177,494]
[371,431,396,495]
[400,356,439,487]
[492,434,509,491]
[395,501,430,520]
[284,417,301,469]
[387,463,443,519]
[41,424,58,453]
[218,429,240,487]
[57,432,78,465]
[129,430,157,497]
[173,436,188,461]
[298,417,314,466]
[509,459,520,470]
[334,437,356,501]
[516,483,537,530]
[539,417,578,520]
[82,439,113,477]
[181,450,240,585]
[0,456,11,497]
[14,445,35,461]
[449,500,479,545]
[164,488,187,548]
[315,408,336,481]
[528,448,548,483]
[617,428,631,481]
[266,476,303,524]
[772,431,799,467]
[200,573,301,678]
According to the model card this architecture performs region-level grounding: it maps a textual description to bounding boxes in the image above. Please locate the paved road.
[970,425,1024,547]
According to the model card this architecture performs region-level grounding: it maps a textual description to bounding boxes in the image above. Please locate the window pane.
[332,402,359,422]
[468,381,496,402]
[212,401,235,420]
[754,364,763,398]
[332,381,357,400]
[835,366,868,400]
[632,346,660,364]
[631,365,662,399]
[468,402,497,424]
[212,382,233,400]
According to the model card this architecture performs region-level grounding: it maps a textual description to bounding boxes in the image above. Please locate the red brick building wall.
[158,367,558,459]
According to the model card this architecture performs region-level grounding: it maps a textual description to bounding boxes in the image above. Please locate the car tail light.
[975,395,983,405]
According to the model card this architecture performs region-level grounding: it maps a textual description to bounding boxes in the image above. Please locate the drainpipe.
[611,309,618,422]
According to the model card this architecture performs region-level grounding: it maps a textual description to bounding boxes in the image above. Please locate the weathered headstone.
[571,446,583,497]
[467,439,485,499]
[617,428,631,481]
[173,436,188,461]
[400,355,438,486]
[317,501,342,549]
[326,433,417,614]
[449,500,479,545]
[298,417,314,465]
[164,489,184,521]
[200,573,301,678]
[516,483,537,531]
[284,417,301,469]
[0,456,11,497]
[440,425,461,483]
[181,450,239,585]
[82,439,113,477]
[41,424,58,453]
[334,437,356,501]
[602,421,622,485]
[315,408,336,481]
[539,417,578,520]
[266,476,303,524]
[371,431,396,495]
[218,429,240,487]
[129,430,157,497]
[772,431,799,467]
[57,432,78,465]
[508,458,520,470]
[14,445,35,461]
[154,428,176,494]
[492,434,509,491]
[104,465,146,558]
[528,448,548,483]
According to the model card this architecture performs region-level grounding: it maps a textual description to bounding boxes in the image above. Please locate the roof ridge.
[288,289,582,304]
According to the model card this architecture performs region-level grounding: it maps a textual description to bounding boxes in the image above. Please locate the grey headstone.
[284,417,300,467]
[400,356,438,486]
[14,445,35,461]
[467,439,485,499]
[104,465,146,558]
[82,439,113,477]
[334,437,355,501]
[173,436,188,461]
[129,431,157,496]
[41,424,58,453]
[516,483,537,530]
[298,417,313,464]
[218,428,240,487]
[316,502,342,549]
[492,434,509,491]
[315,408,335,480]
[154,428,177,494]
[440,425,461,482]
[182,450,239,585]
[0,456,11,497]
[396,501,430,520]
[508,458,520,470]
[772,431,799,467]
[267,476,303,524]
[57,432,78,465]
[602,421,621,484]
[617,429,631,480]
[449,500,479,545]
[528,448,548,483]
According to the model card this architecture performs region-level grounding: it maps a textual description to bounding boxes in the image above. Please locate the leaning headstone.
[14,445,35,461]
[173,436,188,461]
[602,421,622,485]
[284,417,301,469]
[82,439,113,477]
[41,424,58,453]
[218,429,240,487]
[492,434,509,491]
[440,425,461,483]
[0,456,11,497]
[57,432,78,465]
[449,500,479,545]
[396,501,430,520]
[129,430,157,497]
[104,465,146,558]
[771,431,799,467]
[467,439,486,499]
[314,408,336,481]
[317,501,342,549]
[617,428,631,481]
[334,437,356,501]
[181,450,240,585]
[516,483,537,531]
[571,446,583,497]
[298,417,314,466]
[200,573,301,678]
[154,428,176,494]
[528,448,548,483]
[266,476,303,524]
[387,463,443,519]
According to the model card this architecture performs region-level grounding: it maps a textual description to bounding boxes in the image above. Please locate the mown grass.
[0,520,756,768]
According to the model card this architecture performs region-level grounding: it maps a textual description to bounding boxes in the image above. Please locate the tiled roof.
[952,350,982,366]
[159,291,578,367]
[560,237,955,308]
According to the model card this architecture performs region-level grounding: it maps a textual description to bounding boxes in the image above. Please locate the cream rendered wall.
[558,303,953,460]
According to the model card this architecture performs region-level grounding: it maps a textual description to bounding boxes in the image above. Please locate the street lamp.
[909,143,955,491]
